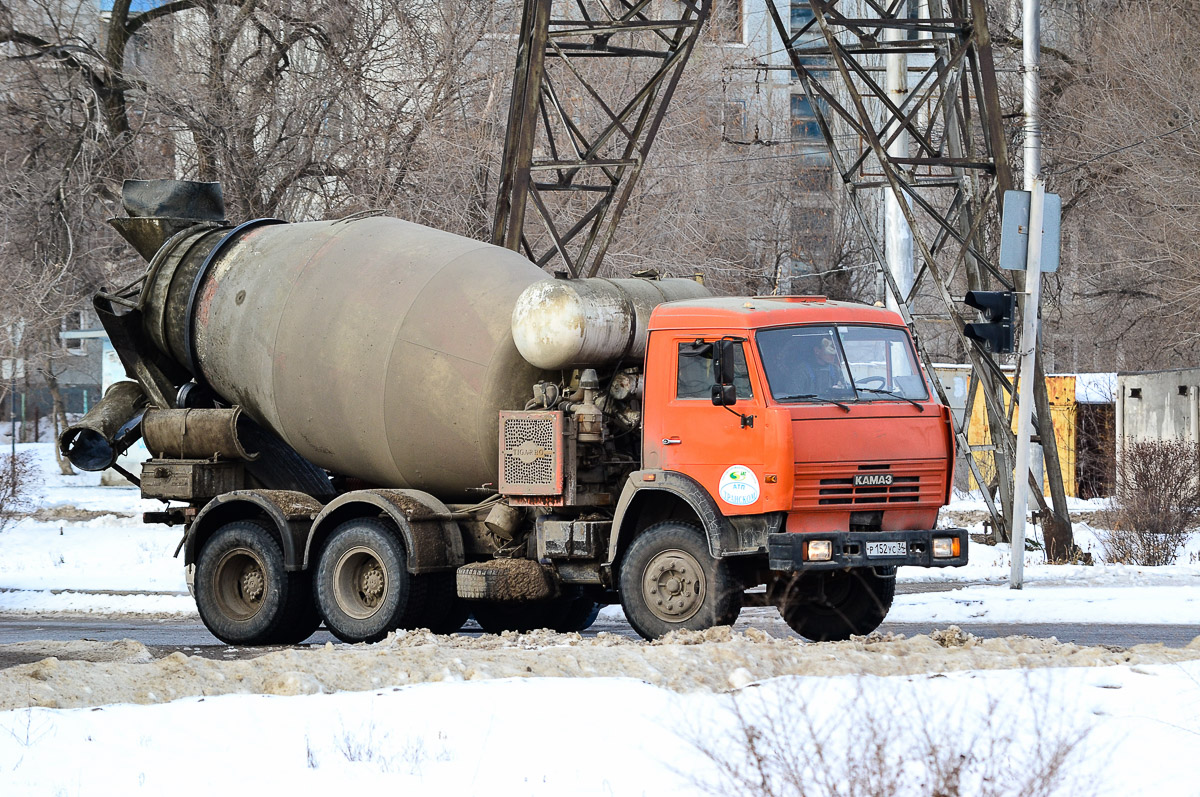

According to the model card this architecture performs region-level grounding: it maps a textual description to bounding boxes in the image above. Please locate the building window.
[789,3,830,79]
[790,95,822,141]
[62,311,84,353]
[791,1,815,35]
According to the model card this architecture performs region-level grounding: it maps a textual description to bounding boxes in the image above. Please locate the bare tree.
[1034,0,1200,372]
[0,0,872,397]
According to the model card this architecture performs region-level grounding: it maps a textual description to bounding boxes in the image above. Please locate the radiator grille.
[816,474,921,505]
[794,462,944,508]
[500,411,562,495]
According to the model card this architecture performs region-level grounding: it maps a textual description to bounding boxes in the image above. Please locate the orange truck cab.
[608,295,966,640]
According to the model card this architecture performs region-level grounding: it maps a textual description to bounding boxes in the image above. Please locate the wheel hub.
[240,568,265,603]
[359,563,385,605]
[334,546,389,620]
[642,548,706,623]
[213,547,268,621]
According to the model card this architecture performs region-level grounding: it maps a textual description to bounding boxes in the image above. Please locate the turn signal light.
[932,537,961,558]
[804,540,833,562]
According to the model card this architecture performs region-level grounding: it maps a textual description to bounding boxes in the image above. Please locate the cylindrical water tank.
[511,277,710,370]
[141,216,551,498]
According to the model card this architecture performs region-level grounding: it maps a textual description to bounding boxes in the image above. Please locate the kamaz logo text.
[854,474,894,487]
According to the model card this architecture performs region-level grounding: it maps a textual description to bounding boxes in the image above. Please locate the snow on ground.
[3,443,1200,795]
[4,662,1200,797]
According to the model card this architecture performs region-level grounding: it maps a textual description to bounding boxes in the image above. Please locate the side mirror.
[713,339,737,386]
[711,384,737,407]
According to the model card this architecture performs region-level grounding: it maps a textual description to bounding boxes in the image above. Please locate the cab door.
[642,333,769,514]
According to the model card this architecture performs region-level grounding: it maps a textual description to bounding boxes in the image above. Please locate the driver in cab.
[803,335,850,396]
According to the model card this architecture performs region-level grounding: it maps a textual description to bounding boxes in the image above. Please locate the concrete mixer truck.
[62,180,967,645]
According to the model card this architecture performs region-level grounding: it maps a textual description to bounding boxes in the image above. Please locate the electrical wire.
[640,173,836,198]
[1047,118,1199,176]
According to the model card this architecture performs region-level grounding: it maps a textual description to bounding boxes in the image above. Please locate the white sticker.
[718,465,760,506]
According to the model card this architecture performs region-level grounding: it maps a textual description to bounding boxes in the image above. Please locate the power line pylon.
[492,0,712,278]
[765,0,1072,546]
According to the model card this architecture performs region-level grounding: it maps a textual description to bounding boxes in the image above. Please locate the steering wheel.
[854,376,887,389]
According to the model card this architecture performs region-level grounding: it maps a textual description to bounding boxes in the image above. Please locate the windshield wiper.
[777,393,851,412]
[856,388,925,412]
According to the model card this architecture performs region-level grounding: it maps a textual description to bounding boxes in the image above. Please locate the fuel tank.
[141,216,551,497]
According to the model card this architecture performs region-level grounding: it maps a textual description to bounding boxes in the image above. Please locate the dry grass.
[688,679,1091,797]
[0,452,34,534]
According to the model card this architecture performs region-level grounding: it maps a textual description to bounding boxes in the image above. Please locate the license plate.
[866,541,907,558]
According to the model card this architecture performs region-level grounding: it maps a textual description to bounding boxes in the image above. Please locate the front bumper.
[767,528,968,571]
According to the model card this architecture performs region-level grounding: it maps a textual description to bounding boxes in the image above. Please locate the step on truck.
[62,180,967,644]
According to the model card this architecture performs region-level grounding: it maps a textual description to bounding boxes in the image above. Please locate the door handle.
[662,437,681,445]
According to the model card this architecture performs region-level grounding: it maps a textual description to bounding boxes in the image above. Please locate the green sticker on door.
[719,465,760,506]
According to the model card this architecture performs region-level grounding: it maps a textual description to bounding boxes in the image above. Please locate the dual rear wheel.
[196,516,467,645]
[194,520,321,646]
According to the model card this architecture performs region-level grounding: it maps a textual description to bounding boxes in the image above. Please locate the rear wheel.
[471,599,553,633]
[618,521,742,641]
[195,520,291,645]
[549,587,602,633]
[772,566,896,641]
[421,573,471,634]
[271,573,323,645]
[314,517,426,643]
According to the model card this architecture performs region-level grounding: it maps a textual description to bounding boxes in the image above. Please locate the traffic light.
[963,290,1015,354]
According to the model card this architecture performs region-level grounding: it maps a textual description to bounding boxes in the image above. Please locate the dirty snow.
[2,443,1200,795]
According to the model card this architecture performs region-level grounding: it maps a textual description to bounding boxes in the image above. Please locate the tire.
[195,520,293,646]
[420,573,471,635]
[618,521,742,641]
[270,572,323,645]
[314,517,426,643]
[548,587,602,633]
[772,566,896,642]
[471,599,553,634]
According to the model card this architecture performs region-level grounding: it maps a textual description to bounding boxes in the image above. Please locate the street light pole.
[1010,0,1043,588]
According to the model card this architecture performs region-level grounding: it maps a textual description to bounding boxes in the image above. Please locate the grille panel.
[796,463,943,508]
[500,411,563,495]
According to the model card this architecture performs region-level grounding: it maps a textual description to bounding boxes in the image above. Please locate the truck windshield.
[757,325,929,404]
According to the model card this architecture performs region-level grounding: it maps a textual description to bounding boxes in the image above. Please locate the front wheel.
[772,566,896,641]
[195,520,292,645]
[314,517,426,643]
[618,521,742,641]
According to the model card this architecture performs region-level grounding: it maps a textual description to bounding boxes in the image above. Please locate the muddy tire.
[772,566,896,642]
[549,587,602,633]
[471,599,553,633]
[420,573,471,634]
[270,573,323,645]
[314,517,426,643]
[618,521,742,641]
[195,520,293,645]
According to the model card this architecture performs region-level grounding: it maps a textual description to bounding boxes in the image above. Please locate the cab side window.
[676,341,754,400]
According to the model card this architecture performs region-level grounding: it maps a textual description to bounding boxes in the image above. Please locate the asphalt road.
[0,607,1196,669]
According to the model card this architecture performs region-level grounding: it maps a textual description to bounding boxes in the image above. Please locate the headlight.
[932,537,961,558]
[805,539,833,561]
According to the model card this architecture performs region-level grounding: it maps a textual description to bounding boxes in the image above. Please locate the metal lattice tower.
[492,0,712,278]
[765,0,1071,540]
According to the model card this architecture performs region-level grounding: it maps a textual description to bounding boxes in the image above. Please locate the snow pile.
[2,658,1200,796]
[3,626,1198,711]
